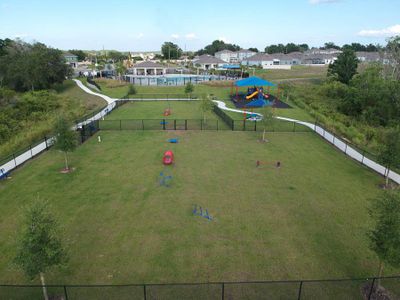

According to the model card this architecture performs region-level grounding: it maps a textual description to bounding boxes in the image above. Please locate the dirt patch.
[361,283,398,300]
[59,167,76,174]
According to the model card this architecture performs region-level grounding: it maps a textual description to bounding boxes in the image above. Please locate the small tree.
[54,117,78,171]
[15,200,67,300]
[199,94,214,123]
[377,128,400,187]
[260,106,275,142]
[368,190,400,287]
[184,82,194,98]
[127,84,137,97]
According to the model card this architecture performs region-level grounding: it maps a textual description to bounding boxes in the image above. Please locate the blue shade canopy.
[235,76,275,87]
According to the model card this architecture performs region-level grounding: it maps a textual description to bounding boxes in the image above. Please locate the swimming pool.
[123,74,227,86]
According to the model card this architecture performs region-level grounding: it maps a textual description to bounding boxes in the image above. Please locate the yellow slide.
[246,90,259,100]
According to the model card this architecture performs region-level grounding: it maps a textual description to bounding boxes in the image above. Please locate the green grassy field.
[0,129,392,287]
[105,101,218,120]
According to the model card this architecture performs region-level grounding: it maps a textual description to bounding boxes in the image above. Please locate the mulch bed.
[361,283,397,300]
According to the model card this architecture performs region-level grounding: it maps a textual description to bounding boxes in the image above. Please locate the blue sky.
[0,0,399,51]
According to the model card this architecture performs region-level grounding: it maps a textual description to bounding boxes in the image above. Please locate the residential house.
[131,61,167,75]
[236,49,256,61]
[215,50,238,63]
[193,55,225,70]
[63,52,78,68]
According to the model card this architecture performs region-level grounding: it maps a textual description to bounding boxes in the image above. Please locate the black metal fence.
[121,94,200,100]
[1,276,399,299]
[97,118,311,133]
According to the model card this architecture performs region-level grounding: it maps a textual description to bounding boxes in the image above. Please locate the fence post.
[243,120,245,131]
[143,284,147,300]
[333,135,336,145]
[185,119,187,130]
[174,119,176,130]
[120,120,122,131]
[29,144,33,157]
[64,286,69,300]
[221,282,225,300]
[367,278,376,300]
[297,281,303,300]
[344,142,348,154]
[44,136,48,149]
[361,150,365,164]
[254,121,257,131]
[163,119,166,130]
[231,120,234,131]
[314,121,317,131]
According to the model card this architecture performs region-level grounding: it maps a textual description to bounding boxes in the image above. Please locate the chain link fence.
[1,276,399,299]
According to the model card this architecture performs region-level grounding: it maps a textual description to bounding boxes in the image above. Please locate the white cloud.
[358,24,400,37]
[171,34,180,39]
[136,33,144,39]
[309,0,340,4]
[185,33,197,40]
[218,36,231,43]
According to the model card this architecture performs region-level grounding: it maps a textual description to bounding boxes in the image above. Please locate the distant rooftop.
[133,61,165,68]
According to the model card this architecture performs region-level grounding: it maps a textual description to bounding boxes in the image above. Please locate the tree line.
[0,39,71,92]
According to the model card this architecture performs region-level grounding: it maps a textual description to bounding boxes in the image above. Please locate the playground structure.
[231,76,281,109]
[163,150,174,165]
[192,204,213,221]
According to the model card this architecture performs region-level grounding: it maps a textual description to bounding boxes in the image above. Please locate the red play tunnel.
[163,150,174,165]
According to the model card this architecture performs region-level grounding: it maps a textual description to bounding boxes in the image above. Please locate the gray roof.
[244,53,273,62]
[133,61,165,68]
[194,54,225,64]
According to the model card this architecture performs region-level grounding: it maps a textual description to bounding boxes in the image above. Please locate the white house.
[236,49,256,61]
[131,61,167,76]
[241,53,274,67]
[193,55,225,70]
[215,50,238,63]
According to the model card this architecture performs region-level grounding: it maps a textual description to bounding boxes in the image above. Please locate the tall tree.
[68,49,86,61]
[161,42,182,59]
[54,117,78,171]
[0,40,71,91]
[248,47,259,53]
[368,190,400,287]
[327,49,358,84]
[196,40,240,56]
[323,42,341,50]
[115,62,127,83]
[385,35,400,80]
[15,200,67,300]
[377,127,400,187]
